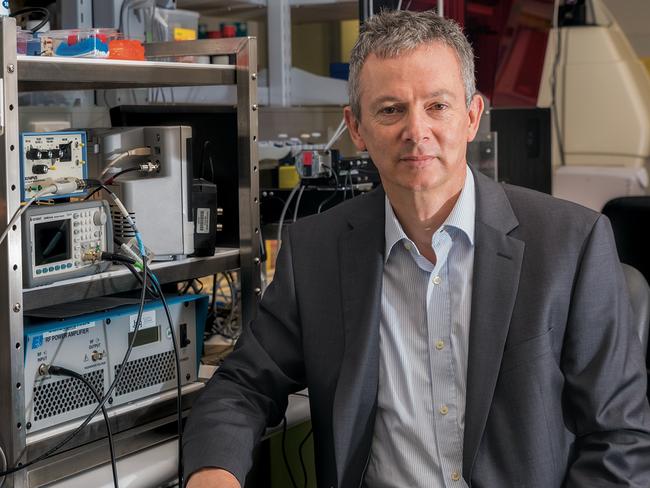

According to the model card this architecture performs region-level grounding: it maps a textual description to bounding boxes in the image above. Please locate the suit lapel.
[463,170,525,481]
[332,188,385,486]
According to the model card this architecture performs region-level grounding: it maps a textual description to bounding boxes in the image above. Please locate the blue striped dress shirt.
[364,165,475,488]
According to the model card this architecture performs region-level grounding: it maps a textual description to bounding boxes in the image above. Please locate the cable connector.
[105,146,152,163]
[38,363,50,376]
[40,364,72,377]
[82,249,102,262]
[78,178,102,190]
[99,251,130,263]
[30,177,82,195]
[100,146,153,181]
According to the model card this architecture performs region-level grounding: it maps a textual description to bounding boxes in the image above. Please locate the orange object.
[108,39,145,61]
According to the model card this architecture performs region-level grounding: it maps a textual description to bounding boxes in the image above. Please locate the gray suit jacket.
[183,169,650,487]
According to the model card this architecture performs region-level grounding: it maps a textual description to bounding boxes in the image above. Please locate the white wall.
[602,0,650,57]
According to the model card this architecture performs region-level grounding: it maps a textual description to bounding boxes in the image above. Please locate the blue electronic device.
[20,130,88,201]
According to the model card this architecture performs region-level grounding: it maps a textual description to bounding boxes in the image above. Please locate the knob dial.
[93,210,107,226]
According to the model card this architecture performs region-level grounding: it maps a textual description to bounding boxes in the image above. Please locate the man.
[184,9,650,488]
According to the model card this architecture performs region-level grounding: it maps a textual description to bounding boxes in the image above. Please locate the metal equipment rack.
[0,17,260,487]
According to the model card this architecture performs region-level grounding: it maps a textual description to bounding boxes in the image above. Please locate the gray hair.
[348,9,476,119]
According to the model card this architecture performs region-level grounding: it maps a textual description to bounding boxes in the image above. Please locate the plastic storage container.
[149,8,200,62]
[109,39,145,61]
[154,8,199,42]
[45,28,122,58]
[16,28,33,55]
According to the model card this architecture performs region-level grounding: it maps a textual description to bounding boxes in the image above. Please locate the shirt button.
[439,404,449,415]
[404,242,412,250]
[451,471,461,481]
[435,340,445,350]
[432,276,442,285]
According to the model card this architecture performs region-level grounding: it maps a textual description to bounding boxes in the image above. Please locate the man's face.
[345,42,483,196]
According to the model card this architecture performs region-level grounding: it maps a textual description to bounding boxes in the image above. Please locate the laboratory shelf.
[17,55,236,91]
[22,247,240,311]
[177,0,356,15]
[0,22,260,487]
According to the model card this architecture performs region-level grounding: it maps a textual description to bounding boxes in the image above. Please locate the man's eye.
[379,106,399,115]
[430,103,448,111]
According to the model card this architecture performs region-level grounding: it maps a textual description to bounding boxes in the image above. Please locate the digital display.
[34,219,71,266]
[128,325,160,347]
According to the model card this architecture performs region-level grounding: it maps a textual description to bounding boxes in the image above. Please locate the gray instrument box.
[92,126,194,260]
[22,200,113,288]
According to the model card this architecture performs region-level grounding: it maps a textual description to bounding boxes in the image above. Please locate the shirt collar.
[444,164,475,245]
[384,165,476,263]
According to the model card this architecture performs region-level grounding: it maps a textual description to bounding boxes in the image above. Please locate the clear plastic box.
[45,28,122,58]
[148,8,200,62]
[16,28,33,55]
[153,8,199,42]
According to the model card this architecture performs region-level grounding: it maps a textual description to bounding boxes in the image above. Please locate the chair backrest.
[621,263,650,369]
[602,197,650,284]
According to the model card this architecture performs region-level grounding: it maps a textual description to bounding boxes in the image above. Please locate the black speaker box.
[490,107,552,194]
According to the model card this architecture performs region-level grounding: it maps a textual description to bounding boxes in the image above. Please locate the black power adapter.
[191,178,219,256]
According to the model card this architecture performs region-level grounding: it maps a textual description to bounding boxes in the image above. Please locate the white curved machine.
[538,0,650,210]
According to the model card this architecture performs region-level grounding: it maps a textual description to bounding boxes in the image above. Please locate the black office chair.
[602,197,650,283]
[602,197,650,387]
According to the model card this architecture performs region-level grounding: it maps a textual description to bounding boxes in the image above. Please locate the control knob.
[32,164,49,175]
[93,210,107,226]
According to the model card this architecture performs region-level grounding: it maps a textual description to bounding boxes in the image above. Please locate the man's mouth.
[399,155,437,165]
[400,155,435,161]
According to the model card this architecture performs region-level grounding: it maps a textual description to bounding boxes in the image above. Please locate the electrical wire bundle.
[100,250,185,488]
[0,180,186,488]
[273,118,354,242]
[10,7,50,33]
[324,118,348,152]
[203,272,240,341]
[0,248,149,488]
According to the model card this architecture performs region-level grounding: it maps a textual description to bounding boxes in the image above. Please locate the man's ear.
[466,94,484,143]
[344,106,367,151]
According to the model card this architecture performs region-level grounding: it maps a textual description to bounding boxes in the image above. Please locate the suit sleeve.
[562,215,650,487]
[183,227,306,485]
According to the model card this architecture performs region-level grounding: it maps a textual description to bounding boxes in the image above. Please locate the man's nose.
[402,109,432,144]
